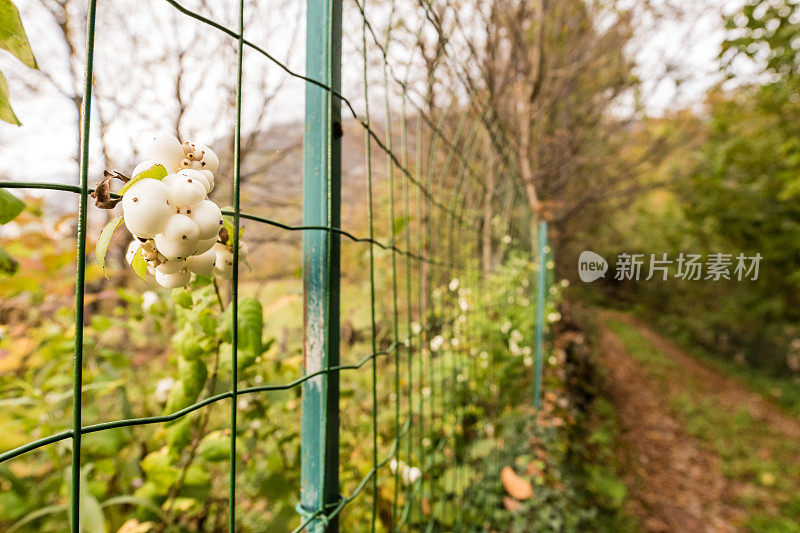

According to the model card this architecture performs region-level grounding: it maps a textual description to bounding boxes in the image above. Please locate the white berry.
[199,170,214,193]
[167,175,206,208]
[186,200,223,240]
[155,268,191,289]
[186,248,215,276]
[145,133,184,172]
[154,214,200,260]
[154,234,191,261]
[161,174,180,187]
[121,179,173,239]
[177,169,211,195]
[155,260,187,275]
[163,213,200,241]
[195,236,217,255]
[213,244,234,278]
[194,144,219,174]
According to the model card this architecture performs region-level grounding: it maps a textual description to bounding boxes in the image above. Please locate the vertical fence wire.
[400,91,415,529]
[359,3,379,530]
[70,1,98,531]
[229,0,246,529]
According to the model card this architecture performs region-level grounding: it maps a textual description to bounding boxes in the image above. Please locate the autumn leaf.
[500,465,534,500]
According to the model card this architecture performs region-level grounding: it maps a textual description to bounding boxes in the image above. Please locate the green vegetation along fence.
[0,0,554,531]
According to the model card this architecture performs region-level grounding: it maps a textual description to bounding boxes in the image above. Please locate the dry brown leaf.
[91,170,126,209]
[500,465,534,500]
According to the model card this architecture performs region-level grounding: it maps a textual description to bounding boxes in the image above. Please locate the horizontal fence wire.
[0,182,450,267]
[0,0,548,530]
[0,345,397,464]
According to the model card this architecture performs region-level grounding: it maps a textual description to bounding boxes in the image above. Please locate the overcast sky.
[0,0,747,186]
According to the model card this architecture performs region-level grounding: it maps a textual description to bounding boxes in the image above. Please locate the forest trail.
[597,311,800,532]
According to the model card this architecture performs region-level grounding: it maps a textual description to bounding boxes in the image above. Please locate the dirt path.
[596,311,800,532]
[610,313,800,441]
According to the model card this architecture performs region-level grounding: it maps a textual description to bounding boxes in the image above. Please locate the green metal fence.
[0,0,553,531]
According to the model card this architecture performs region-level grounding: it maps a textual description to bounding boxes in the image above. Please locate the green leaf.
[131,246,148,281]
[393,215,409,235]
[140,450,179,494]
[172,324,205,361]
[0,246,18,275]
[440,465,474,497]
[118,164,167,196]
[180,464,211,500]
[166,416,192,453]
[217,305,233,342]
[197,308,217,336]
[0,69,19,125]
[172,288,193,309]
[162,359,208,420]
[190,274,212,289]
[132,482,163,518]
[0,492,27,522]
[238,297,263,357]
[467,438,495,460]
[96,215,123,278]
[0,0,37,68]
[0,188,24,223]
[179,358,207,400]
[197,431,230,462]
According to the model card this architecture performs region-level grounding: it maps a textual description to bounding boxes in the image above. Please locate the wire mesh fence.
[0,0,554,531]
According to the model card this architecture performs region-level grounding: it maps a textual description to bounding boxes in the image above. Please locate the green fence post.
[300,0,342,530]
[533,220,548,409]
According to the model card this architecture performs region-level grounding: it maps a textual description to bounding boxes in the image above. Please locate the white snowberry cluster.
[121,133,244,288]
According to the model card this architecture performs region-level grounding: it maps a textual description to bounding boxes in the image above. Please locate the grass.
[675,342,800,418]
[606,319,800,532]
